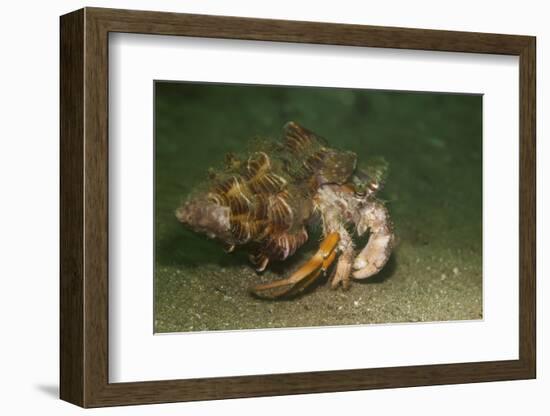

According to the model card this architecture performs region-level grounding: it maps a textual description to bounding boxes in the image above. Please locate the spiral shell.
[177,121,359,268]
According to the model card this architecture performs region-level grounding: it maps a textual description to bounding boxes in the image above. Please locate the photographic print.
[60,9,535,406]
[154,82,482,333]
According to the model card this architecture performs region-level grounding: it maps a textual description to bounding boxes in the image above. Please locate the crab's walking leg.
[314,185,356,290]
[330,247,354,290]
[324,225,354,290]
[270,251,338,298]
[250,232,339,299]
[353,200,393,279]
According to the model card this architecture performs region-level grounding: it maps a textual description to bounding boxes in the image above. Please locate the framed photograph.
[60,7,536,408]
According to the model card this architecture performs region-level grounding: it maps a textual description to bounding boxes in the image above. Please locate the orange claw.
[250,232,340,299]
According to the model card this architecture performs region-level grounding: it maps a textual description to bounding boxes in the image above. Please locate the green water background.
[154,82,482,332]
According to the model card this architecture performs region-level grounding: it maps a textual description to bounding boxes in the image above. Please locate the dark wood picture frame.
[60,7,536,408]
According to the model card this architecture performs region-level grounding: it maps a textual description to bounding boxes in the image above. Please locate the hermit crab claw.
[352,201,393,279]
[250,232,340,299]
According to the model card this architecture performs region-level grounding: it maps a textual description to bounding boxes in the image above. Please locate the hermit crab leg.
[352,201,393,279]
[250,232,340,299]
[330,248,353,290]
[281,248,335,297]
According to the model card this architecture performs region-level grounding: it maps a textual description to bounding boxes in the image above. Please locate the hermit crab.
[176,122,394,298]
